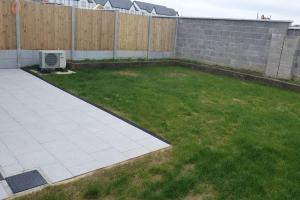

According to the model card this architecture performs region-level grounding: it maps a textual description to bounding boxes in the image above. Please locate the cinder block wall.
[176,17,291,75]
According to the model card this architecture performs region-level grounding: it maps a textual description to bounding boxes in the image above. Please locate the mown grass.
[18,65,300,200]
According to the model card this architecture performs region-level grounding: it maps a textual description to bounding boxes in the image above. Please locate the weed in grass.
[84,183,102,199]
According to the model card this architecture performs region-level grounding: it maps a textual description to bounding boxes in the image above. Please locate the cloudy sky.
[149,0,299,24]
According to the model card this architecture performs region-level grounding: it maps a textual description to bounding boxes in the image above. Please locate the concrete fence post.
[71,6,76,60]
[173,17,179,59]
[113,11,119,60]
[147,16,152,60]
[15,0,21,68]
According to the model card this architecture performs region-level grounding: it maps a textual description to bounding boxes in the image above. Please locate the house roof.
[134,1,177,16]
[94,0,133,9]
[154,5,177,16]
[73,0,94,2]
[133,1,153,13]
[93,0,107,5]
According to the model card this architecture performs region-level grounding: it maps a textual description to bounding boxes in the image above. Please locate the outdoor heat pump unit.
[39,50,66,70]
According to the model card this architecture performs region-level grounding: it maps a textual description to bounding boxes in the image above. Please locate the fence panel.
[151,18,176,52]
[20,1,71,50]
[76,9,114,50]
[0,0,16,49]
[118,13,149,51]
[0,0,177,53]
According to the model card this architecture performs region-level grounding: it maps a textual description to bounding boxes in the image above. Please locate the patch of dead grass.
[232,98,247,105]
[147,150,172,166]
[184,183,216,200]
[115,71,140,77]
[131,175,144,187]
[181,164,195,176]
[151,174,163,182]
[184,193,215,200]
[165,72,188,78]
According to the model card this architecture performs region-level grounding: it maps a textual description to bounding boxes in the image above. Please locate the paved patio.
[0,69,169,199]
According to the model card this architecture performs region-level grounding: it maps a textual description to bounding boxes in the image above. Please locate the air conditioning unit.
[39,50,66,70]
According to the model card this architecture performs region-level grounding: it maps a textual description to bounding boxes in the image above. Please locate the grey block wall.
[265,33,286,78]
[176,17,291,74]
[287,28,300,80]
[277,36,300,79]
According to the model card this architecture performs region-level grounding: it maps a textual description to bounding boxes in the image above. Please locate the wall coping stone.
[149,16,292,23]
[177,16,292,23]
[288,27,300,30]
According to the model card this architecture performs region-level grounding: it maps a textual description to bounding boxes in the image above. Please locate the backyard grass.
[18,65,300,200]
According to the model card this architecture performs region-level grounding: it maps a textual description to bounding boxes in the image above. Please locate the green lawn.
[19,65,300,200]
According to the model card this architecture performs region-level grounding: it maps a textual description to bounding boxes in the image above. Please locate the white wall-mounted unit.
[39,50,66,70]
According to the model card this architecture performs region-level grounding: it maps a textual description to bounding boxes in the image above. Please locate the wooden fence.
[76,9,115,50]
[20,1,72,50]
[0,0,177,53]
[118,13,149,51]
[0,0,16,49]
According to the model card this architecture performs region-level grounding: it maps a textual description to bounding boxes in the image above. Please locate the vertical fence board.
[76,9,114,50]
[151,18,176,52]
[118,13,148,51]
[0,0,16,49]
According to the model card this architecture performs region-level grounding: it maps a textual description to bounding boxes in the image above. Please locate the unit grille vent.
[45,53,58,66]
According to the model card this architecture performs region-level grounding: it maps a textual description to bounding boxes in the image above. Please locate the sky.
[149,0,300,24]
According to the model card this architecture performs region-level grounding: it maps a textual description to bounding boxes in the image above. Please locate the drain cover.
[5,170,47,193]
[0,173,3,181]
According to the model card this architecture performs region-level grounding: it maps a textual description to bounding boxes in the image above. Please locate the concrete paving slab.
[0,181,10,200]
[0,69,169,199]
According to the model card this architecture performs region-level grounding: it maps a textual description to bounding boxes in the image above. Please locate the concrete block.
[0,50,17,69]
[72,51,113,60]
[0,59,18,69]
[288,29,300,37]
[116,51,147,59]
[0,50,17,59]
[277,65,293,79]
[149,51,174,59]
